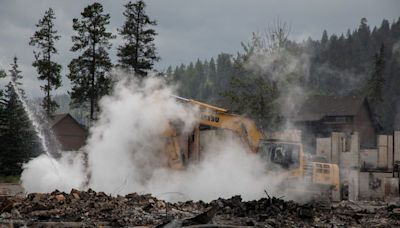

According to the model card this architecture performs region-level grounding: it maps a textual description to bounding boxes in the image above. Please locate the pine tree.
[8,57,23,95]
[0,57,40,176]
[29,8,62,116]
[166,66,173,77]
[117,0,159,76]
[216,53,233,91]
[321,30,329,47]
[367,43,386,104]
[68,2,115,121]
[0,69,6,135]
[193,59,204,99]
[207,58,217,100]
[222,40,280,129]
[0,69,6,102]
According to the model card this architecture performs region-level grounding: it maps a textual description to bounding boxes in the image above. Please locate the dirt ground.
[0,183,24,196]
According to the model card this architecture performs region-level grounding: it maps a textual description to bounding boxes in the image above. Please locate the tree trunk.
[90,39,96,121]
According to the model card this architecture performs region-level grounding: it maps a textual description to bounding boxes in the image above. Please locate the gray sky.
[0,0,399,98]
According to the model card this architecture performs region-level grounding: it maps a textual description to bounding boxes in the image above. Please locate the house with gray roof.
[287,95,381,149]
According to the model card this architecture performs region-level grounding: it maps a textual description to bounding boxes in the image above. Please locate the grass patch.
[0,175,20,183]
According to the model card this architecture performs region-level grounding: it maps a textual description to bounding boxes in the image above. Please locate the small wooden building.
[288,95,381,148]
[50,113,87,151]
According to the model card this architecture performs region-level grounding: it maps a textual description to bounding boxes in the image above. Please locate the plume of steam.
[241,30,310,125]
[21,152,86,193]
[147,133,285,202]
[85,73,197,194]
[21,71,293,202]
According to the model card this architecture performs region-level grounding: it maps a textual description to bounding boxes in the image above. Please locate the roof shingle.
[291,95,365,122]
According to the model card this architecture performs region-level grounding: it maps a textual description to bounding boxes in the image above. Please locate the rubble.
[0,189,399,227]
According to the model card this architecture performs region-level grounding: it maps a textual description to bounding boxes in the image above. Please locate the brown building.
[288,95,381,149]
[50,113,87,151]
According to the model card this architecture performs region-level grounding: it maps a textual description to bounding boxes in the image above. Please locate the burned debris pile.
[1,189,400,227]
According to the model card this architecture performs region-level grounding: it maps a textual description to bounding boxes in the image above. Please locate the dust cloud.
[21,72,288,202]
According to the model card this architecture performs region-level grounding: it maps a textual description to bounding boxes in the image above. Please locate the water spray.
[9,80,62,181]
[10,81,51,155]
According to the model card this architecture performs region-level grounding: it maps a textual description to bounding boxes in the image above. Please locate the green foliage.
[0,69,6,101]
[223,73,279,129]
[0,70,5,78]
[367,44,386,104]
[29,8,62,116]
[67,2,115,121]
[0,57,41,176]
[117,0,159,76]
[0,175,20,183]
[223,33,285,129]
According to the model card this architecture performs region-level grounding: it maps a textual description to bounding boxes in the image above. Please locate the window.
[258,142,300,169]
[341,134,351,152]
[324,116,353,124]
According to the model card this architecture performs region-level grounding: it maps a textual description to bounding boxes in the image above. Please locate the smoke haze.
[21,73,289,202]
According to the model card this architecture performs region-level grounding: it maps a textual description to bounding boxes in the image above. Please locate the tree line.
[168,18,400,131]
[0,1,157,176]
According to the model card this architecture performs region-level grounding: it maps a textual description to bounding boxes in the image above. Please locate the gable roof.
[291,95,366,122]
[50,113,69,127]
[50,113,86,129]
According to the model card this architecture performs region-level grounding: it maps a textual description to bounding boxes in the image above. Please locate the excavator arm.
[162,96,263,169]
[178,96,263,153]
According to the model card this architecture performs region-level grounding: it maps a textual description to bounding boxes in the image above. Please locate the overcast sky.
[0,0,399,98]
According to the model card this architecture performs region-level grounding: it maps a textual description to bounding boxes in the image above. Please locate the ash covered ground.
[1,189,400,227]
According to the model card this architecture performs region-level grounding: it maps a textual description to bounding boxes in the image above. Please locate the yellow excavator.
[163,96,340,195]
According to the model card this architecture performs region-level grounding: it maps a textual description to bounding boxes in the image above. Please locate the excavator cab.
[257,140,304,181]
[258,140,301,169]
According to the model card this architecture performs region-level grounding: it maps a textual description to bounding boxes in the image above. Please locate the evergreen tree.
[321,30,329,47]
[216,53,233,91]
[367,43,386,104]
[205,58,217,101]
[0,69,6,134]
[0,57,40,176]
[29,8,62,116]
[193,59,204,99]
[68,2,115,121]
[222,37,280,129]
[0,69,6,102]
[166,66,173,77]
[117,0,159,76]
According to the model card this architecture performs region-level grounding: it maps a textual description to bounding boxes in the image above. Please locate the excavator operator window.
[259,142,300,169]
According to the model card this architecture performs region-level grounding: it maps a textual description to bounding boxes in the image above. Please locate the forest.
[168,18,400,132]
[0,0,399,176]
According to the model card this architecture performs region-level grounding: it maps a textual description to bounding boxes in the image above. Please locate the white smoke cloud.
[21,152,85,193]
[147,133,284,202]
[86,74,197,194]
[241,33,312,122]
[21,72,289,202]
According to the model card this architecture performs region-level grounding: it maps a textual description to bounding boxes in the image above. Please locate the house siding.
[354,104,376,147]
[52,116,87,151]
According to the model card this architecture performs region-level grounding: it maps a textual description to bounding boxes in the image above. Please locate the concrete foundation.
[384,177,399,202]
[315,131,400,201]
[395,131,400,163]
[360,149,378,170]
[359,172,393,200]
